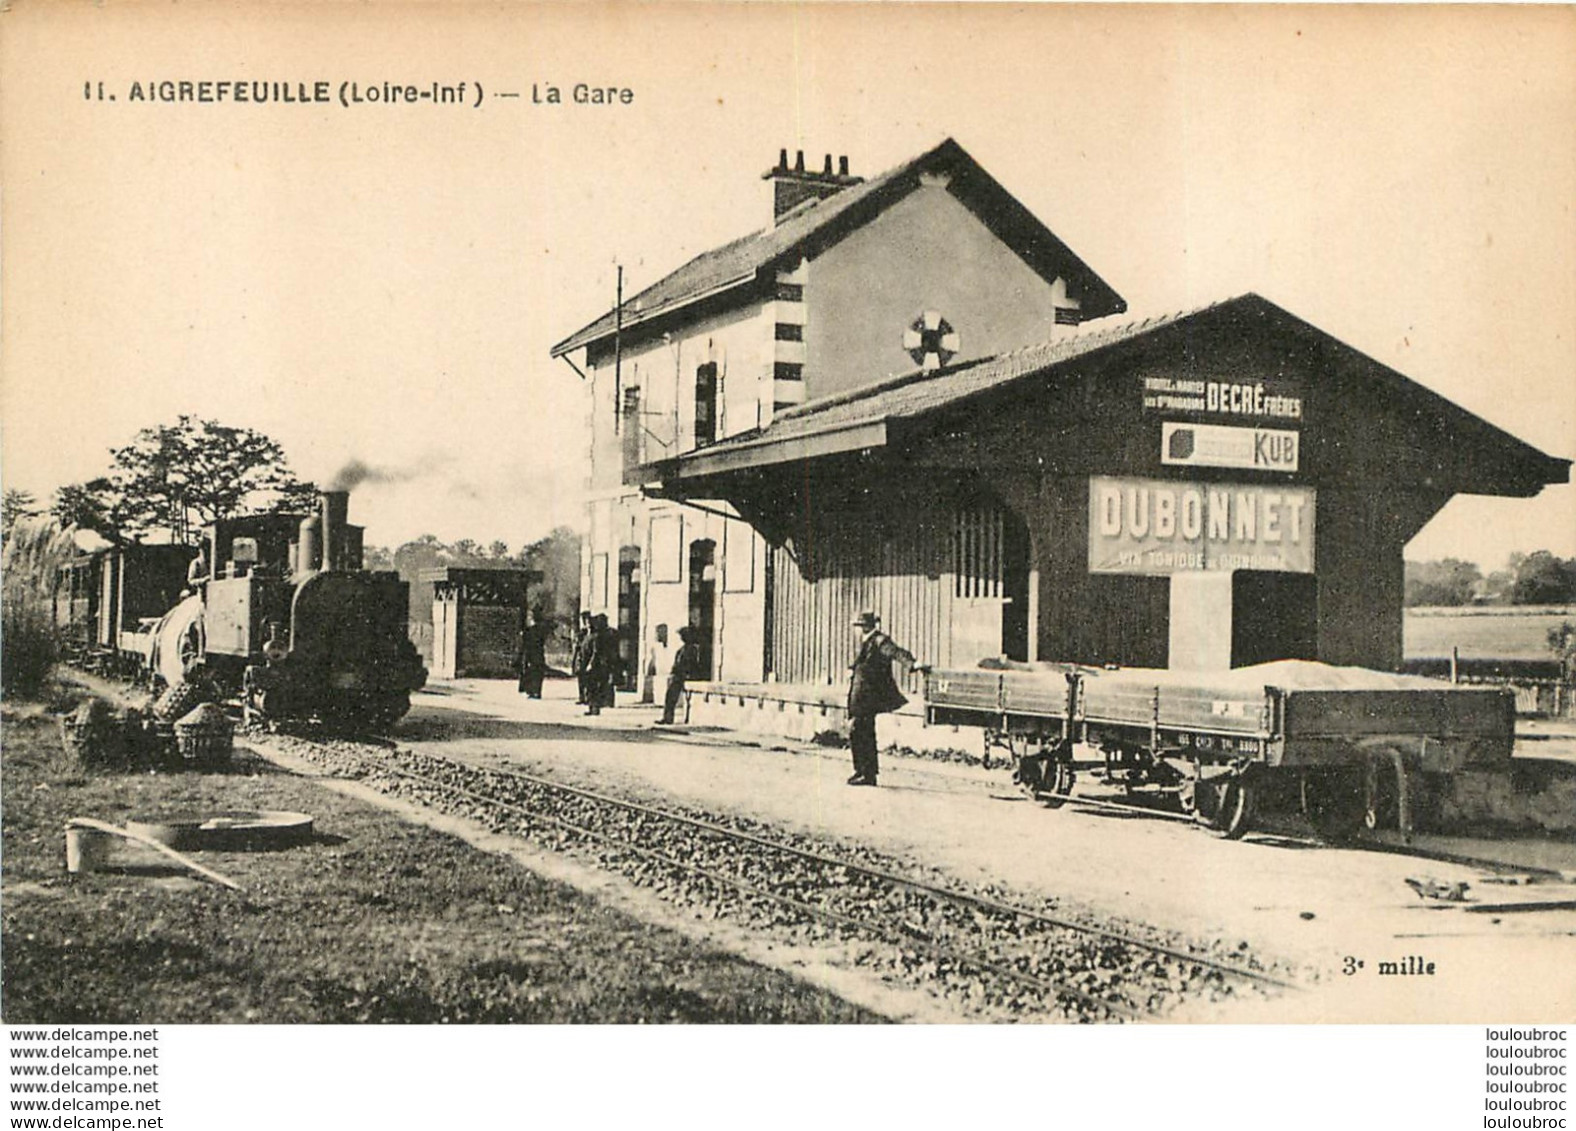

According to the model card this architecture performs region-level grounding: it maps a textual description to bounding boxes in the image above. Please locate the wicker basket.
[173,704,234,769]
[59,701,126,768]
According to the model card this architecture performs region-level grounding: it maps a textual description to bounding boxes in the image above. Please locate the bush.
[2,518,77,700]
[1,595,59,700]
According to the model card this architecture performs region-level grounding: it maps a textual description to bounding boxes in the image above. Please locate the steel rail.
[352,739,1296,994]
[355,719,1570,890]
[355,753,1142,1020]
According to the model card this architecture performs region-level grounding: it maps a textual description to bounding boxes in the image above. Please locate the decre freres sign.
[1141,375,1303,421]
[1088,476,1316,575]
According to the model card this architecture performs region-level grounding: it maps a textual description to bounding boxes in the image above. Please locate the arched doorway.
[617,546,642,691]
[687,538,716,679]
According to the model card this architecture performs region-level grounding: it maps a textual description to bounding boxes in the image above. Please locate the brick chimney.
[763,149,861,223]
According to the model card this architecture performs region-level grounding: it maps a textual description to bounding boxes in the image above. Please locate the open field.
[1404,606,1573,661]
[0,692,876,1024]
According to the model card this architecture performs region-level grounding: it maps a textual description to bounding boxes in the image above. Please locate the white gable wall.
[804,183,1069,400]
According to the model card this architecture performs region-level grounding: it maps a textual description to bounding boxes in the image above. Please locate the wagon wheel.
[1038,758,1076,810]
[1195,770,1257,839]
[1105,745,1145,796]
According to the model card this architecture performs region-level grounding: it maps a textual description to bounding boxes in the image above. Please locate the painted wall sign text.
[1088,475,1316,575]
[1141,376,1303,420]
[1161,422,1300,471]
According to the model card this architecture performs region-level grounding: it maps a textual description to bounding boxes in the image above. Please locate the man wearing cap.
[655,625,702,725]
[845,611,916,786]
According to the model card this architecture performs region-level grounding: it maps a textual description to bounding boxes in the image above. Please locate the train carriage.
[926,659,1516,838]
[52,540,197,674]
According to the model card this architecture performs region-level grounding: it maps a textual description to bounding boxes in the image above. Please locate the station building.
[552,139,1568,721]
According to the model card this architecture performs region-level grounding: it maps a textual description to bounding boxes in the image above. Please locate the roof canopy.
[637,294,1568,503]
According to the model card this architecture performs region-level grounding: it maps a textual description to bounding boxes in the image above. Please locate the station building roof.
[550,138,1127,358]
[635,294,1569,499]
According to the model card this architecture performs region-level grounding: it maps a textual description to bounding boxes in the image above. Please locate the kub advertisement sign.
[1161,422,1299,472]
[1088,475,1316,575]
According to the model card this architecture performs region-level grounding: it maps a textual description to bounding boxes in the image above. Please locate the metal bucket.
[65,826,114,874]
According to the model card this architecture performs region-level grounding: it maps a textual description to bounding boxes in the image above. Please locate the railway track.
[256,729,1299,1022]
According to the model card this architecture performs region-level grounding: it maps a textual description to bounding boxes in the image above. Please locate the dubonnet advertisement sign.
[1088,475,1316,575]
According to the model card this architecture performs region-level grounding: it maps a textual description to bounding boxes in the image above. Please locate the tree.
[108,416,318,543]
[1,489,39,543]
[1511,551,1576,606]
[1479,569,1515,606]
[518,525,581,624]
[1403,558,1482,607]
[50,479,123,542]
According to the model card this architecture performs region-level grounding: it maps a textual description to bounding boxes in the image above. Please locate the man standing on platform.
[515,607,549,699]
[571,611,593,704]
[845,611,916,787]
[584,613,619,716]
[656,625,701,725]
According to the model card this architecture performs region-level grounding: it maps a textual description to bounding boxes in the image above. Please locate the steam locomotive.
[61,490,426,727]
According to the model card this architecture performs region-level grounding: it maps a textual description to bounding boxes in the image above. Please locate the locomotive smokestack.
[297,513,322,575]
[321,490,349,571]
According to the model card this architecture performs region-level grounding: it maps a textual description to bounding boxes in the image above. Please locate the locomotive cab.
[194,492,427,726]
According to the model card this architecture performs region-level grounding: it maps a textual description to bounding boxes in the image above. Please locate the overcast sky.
[3,3,1571,568]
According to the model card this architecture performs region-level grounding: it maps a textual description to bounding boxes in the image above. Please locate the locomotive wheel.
[1195,772,1257,839]
[367,693,410,729]
[1305,768,1366,842]
[330,693,410,732]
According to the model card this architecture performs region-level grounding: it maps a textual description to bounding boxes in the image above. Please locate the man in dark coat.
[845,611,915,786]
[571,612,593,704]
[656,625,702,725]
[583,613,619,716]
[516,608,549,698]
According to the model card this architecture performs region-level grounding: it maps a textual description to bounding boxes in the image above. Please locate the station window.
[621,387,642,467]
[775,282,804,302]
[694,362,718,447]
[954,504,1004,599]
[773,362,803,381]
[774,322,803,342]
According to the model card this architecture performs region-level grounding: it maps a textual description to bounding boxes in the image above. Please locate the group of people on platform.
[515,606,920,786]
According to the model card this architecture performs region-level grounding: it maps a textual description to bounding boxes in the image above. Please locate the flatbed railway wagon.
[925,661,1516,839]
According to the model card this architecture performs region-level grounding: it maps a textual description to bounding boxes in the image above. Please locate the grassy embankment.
[1,681,875,1024]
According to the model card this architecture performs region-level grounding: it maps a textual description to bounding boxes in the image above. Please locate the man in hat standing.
[571,611,593,704]
[583,613,619,716]
[845,611,916,786]
[515,607,549,699]
[655,625,702,725]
